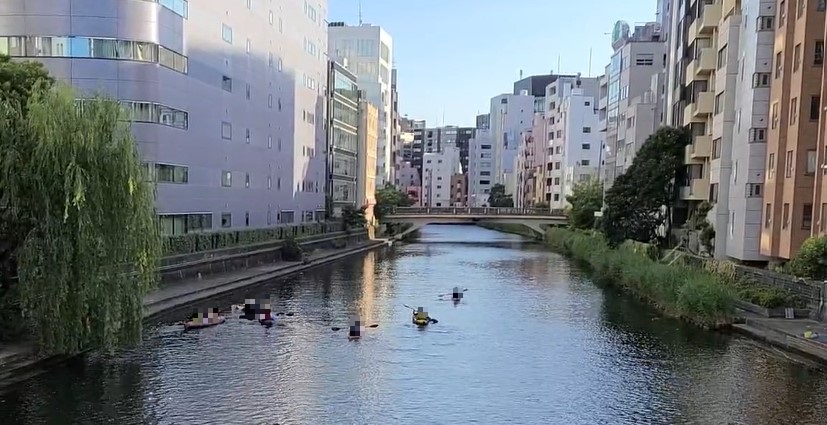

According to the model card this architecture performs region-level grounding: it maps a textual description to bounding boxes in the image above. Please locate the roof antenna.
[358,0,363,25]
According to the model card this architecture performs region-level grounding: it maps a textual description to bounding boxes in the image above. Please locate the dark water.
[2,225,827,424]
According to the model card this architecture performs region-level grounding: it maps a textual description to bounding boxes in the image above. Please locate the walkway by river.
[1,225,826,424]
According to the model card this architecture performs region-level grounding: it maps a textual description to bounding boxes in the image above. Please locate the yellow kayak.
[412,317,429,326]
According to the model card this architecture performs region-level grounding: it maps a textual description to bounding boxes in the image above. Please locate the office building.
[0,0,330,234]
[468,129,495,207]
[327,60,360,216]
[451,173,468,207]
[418,126,474,172]
[490,92,535,195]
[328,22,394,187]
[390,68,401,181]
[422,147,461,207]
[358,100,378,224]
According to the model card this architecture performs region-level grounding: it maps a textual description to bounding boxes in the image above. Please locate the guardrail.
[389,207,567,217]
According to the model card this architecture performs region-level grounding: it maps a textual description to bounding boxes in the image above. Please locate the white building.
[328,22,394,187]
[422,147,461,207]
[468,128,495,207]
[544,76,601,210]
[489,92,535,195]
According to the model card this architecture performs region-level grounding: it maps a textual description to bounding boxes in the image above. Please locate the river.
[1,225,826,424]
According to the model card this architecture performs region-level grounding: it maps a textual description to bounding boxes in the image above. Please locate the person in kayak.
[413,307,433,323]
[349,317,362,338]
[239,299,258,320]
[451,287,463,301]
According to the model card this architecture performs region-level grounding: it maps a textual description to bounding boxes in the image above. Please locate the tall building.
[328,22,394,187]
[489,92,535,195]
[761,0,825,260]
[468,128,495,207]
[358,100,378,224]
[544,76,601,210]
[476,113,491,130]
[1,0,330,234]
[327,60,360,216]
[390,68,401,181]
[422,147,461,207]
[602,21,666,192]
[417,126,474,172]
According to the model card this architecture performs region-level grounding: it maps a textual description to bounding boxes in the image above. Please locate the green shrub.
[280,236,304,262]
[544,228,735,327]
[789,236,827,280]
[161,222,345,256]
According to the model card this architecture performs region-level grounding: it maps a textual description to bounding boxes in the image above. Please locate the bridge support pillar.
[524,223,547,239]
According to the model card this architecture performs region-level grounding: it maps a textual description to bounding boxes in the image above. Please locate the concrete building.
[544,76,601,210]
[396,162,421,205]
[328,22,394,187]
[489,92,535,195]
[327,60,359,216]
[601,21,666,192]
[357,100,378,224]
[418,126,474,172]
[422,147,461,207]
[468,128,495,207]
[476,113,490,130]
[451,173,468,207]
[760,0,825,260]
[390,68,401,182]
[1,0,330,234]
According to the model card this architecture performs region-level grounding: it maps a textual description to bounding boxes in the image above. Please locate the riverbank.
[476,223,541,239]
[0,237,387,390]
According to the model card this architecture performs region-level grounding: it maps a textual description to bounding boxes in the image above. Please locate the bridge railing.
[389,207,567,217]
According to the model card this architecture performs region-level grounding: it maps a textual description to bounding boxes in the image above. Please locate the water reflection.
[1,225,826,424]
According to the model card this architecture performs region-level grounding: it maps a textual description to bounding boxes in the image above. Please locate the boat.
[412,317,430,327]
[260,318,275,327]
[452,298,461,304]
[184,316,226,330]
[348,334,361,340]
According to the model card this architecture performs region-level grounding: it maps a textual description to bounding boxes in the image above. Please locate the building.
[476,113,490,130]
[358,100,378,224]
[760,0,824,260]
[327,60,360,216]
[422,147,461,207]
[451,173,468,207]
[390,68,401,181]
[417,126,474,172]
[601,21,666,192]
[396,162,421,205]
[328,22,394,187]
[489,92,535,195]
[468,128,495,207]
[1,0,330,234]
[544,76,601,210]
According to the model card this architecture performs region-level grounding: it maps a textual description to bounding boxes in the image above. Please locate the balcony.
[688,2,721,41]
[682,91,714,123]
[684,144,703,164]
[722,0,736,18]
[679,178,710,201]
[689,134,712,159]
[691,48,715,78]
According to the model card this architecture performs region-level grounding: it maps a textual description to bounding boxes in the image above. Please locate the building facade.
[0,0,330,234]
[489,92,535,195]
[327,60,359,216]
[422,147,461,207]
[328,22,394,188]
[468,128,495,207]
[358,100,378,224]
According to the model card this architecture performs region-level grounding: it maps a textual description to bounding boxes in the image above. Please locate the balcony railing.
[389,207,567,217]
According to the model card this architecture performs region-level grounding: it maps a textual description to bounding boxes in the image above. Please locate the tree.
[488,184,514,207]
[341,205,367,230]
[0,68,160,354]
[602,126,690,247]
[374,184,413,222]
[566,179,602,230]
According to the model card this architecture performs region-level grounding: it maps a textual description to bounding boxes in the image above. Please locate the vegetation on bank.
[788,235,827,280]
[477,223,538,238]
[0,57,160,353]
[545,228,735,328]
[488,184,514,207]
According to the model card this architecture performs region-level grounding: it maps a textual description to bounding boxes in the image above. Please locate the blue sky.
[329,0,656,127]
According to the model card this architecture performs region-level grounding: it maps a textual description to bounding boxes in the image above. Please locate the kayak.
[184,316,226,330]
[412,317,429,326]
[452,298,461,304]
[260,318,275,327]
[348,334,361,340]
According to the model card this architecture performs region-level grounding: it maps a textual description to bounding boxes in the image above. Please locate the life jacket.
[415,311,428,321]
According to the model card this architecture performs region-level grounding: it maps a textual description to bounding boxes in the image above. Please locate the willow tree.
[0,84,160,354]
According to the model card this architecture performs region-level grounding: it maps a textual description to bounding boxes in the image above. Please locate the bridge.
[383,207,568,238]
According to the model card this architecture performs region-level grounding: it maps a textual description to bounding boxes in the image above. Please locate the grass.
[544,228,735,329]
[477,223,539,238]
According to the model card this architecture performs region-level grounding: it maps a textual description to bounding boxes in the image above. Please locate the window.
[749,128,767,143]
[717,45,728,68]
[785,150,794,178]
[245,128,251,144]
[747,183,762,197]
[822,203,827,232]
[807,149,818,174]
[816,41,825,65]
[771,102,779,129]
[221,171,232,187]
[553,177,560,185]
[820,0,827,12]
[790,97,798,124]
[246,83,251,100]
[712,138,722,159]
[758,16,775,30]
[752,72,770,88]
[246,38,251,54]
[783,203,791,229]
[480,171,491,176]
[155,164,188,183]
[803,204,814,230]
[768,152,776,179]
[798,0,806,17]
[635,53,654,66]
[582,143,591,150]
[581,160,591,166]
[222,24,233,44]
[268,135,272,149]
[714,93,723,114]
[245,173,251,188]
[794,43,802,71]
[780,0,787,26]
[221,213,232,228]
[776,51,783,78]
[269,10,274,25]
[158,213,212,236]
[582,127,592,133]
[765,203,772,228]
[730,211,736,236]
[222,75,232,92]
[221,121,232,140]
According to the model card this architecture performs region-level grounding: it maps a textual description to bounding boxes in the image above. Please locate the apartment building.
[468,129,495,207]
[422,147,461,207]
[358,100,378,223]
[0,0,330,234]
[418,126,474,171]
[544,76,602,210]
[761,0,825,260]
[490,92,535,195]
[327,61,360,216]
[328,22,394,187]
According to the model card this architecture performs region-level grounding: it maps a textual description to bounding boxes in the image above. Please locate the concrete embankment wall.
[476,223,541,239]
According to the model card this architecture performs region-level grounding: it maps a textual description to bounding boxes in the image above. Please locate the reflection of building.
[328,22,394,187]
[327,61,360,216]
[358,100,378,225]
[3,1,329,234]
[423,147,461,207]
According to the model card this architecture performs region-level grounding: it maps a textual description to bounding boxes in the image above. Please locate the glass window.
[222,171,232,187]
[70,37,91,57]
[222,24,233,43]
[91,38,118,58]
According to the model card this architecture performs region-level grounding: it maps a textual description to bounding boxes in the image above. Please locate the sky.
[329,0,657,127]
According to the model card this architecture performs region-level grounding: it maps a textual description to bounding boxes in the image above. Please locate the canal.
[1,225,827,424]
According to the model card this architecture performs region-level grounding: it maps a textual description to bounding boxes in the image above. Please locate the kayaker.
[413,307,431,322]
[240,299,258,320]
[349,319,362,338]
[452,286,463,301]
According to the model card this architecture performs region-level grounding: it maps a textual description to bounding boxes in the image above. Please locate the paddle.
[438,288,469,297]
[332,324,379,331]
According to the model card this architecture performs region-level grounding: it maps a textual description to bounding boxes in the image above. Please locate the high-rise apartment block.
[327,60,360,216]
[0,0,330,234]
[328,22,394,188]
